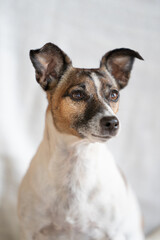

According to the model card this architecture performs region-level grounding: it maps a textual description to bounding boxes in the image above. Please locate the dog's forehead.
[61,67,118,91]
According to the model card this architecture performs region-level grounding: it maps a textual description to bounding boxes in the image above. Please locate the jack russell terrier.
[18,43,144,240]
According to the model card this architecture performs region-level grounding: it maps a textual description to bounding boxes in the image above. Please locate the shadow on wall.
[0,155,20,240]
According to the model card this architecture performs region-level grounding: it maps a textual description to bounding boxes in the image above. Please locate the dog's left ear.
[100,48,143,89]
[30,43,72,91]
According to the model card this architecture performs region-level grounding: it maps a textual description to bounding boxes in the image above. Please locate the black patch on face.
[74,96,103,129]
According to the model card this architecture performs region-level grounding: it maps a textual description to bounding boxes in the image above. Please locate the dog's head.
[30,43,143,142]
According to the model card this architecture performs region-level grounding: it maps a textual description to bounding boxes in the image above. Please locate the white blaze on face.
[91,73,116,117]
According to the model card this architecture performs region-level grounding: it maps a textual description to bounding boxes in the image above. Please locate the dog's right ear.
[30,43,72,91]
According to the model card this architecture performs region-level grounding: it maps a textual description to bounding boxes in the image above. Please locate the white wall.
[0,0,160,239]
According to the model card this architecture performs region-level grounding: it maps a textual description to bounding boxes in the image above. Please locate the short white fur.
[18,109,144,240]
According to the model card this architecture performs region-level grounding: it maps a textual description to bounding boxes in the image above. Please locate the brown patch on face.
[47,68,101,137]
[110,101,119,114]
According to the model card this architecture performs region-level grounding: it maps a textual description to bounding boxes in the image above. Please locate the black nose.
[100,116,119,133]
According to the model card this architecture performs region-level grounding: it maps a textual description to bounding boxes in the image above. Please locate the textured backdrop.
[0,0,160,239]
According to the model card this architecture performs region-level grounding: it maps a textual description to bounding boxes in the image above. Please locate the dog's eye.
[109,90,119,102]
[70,90,87,101]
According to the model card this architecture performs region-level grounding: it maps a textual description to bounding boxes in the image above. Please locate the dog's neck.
[41,109,111,192]
[40,110,104,198]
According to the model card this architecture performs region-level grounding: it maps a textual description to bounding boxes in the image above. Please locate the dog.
[18,43,145,240]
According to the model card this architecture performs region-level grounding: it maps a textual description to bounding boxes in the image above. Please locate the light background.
[0,0,160,239]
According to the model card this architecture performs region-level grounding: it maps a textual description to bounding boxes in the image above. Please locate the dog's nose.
[100,116,119,133]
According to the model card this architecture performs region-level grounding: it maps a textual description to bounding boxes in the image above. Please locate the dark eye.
[109,90,119,102]
[70,90,87,101]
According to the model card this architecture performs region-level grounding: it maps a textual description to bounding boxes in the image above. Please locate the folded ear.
[100,48,143,89]
[30,43,72,91]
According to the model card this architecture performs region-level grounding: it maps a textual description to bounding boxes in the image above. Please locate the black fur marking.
[94,70,106,78]
[74,96,103,129]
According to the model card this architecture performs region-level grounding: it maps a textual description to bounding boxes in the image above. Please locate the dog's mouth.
[91,134,111,140]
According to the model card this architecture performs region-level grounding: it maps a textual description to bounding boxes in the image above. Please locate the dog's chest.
[42,143,128,239]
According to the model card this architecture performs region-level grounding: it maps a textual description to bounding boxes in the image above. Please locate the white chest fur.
[18,111,143,240]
